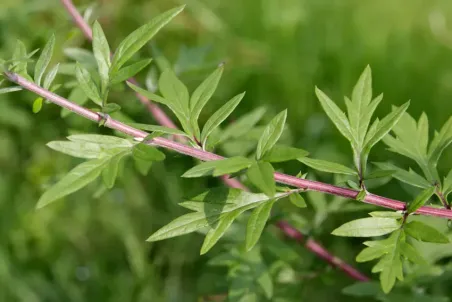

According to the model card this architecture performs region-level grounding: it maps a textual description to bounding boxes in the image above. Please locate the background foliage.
[1,0,452,301]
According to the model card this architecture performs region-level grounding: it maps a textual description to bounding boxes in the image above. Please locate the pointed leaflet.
[111,5,185,74]
[75,63,102,106]
[102,150,130,189]
[219,107,267,142]
[36,157,110,208]
[147,189,279,241]
[404,221,449,243]
[315,86,355,144]
[346,66,382,146]
[374,162,431,189]
[289,193,307,208]
[201,209,244,255]
[43,63,59,90]
[255,110,287,160]
[364,101,410,152]
[110,59,152,85]
[201,92,245,146]
[298,157,357,175]
[428,117,452,164]
[34,34,55,86]
[159,69,190,116]
[247,162,276,197]
[67,134,132,147]
[400,241,427,265]
[332,217,400,237]
[12,40,29,77]
[0,87,22,94]
[47,141,104,159]
[182,160,219,178]
[132,143,165,162]
[406,186,436,214]
[246,199,275,251]
[190,65,224,135]
[261,145,309,163]
[212,157,253,176]
[92,21,111,92]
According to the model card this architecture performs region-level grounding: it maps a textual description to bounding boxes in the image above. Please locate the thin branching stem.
[58,0,370,281]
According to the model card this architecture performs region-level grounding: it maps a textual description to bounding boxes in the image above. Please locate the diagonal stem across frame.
[59,0,371,281]
[5,72,452,219]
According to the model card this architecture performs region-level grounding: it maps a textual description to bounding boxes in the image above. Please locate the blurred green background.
[1,0,452,301]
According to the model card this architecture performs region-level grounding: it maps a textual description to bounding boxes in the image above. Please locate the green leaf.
[428,117,452,164]
[289,192,307,208]
[443,169,452,196]
[247,162,275,197]
[127,123,188,137]
[406,186,436,213]
[219,107,267,143]
[111,5,185,73]
[342,282,383,297]
[36,157,109,208]
[92,21,111,91]
[255,110,287,160]
[261,145,309,163]
[0,87,22,94]
[356,245,390,263]
[102,150,130,189]
[404,221,449,243]
[201,209,243,254]
[346,66,383,146]
[159,69,190,115]
[182,160,219,178]
[212,157,254,177]
[246,199,275,251]
[369,211,403,218]
[400,241,427,264]
[134,157,153,176]
[379,253,403,294]
[298,157,357,175]
[12,40,29,77]
[67,134,132,147]
[34,34,55,86]
[64,48,97,68]
[110,59,152,85]
[190,64,224,125]
[148,188,279,241]
[364,101,410,151]
[374,162,431,189]
[332,217,400,237]
[75,63,102,106]
[32,97,43,113]
[43,63,59,90]
[315,86,354,143]
[47,141,103,158]
[365,169,396,180]
[201,92,245,147]
[102,103,121,114]
[132,143,165,162]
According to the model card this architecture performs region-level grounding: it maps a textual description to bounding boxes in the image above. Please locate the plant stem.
[59,0,370,282]
[6,70,372,281]
[6,71,452,220]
